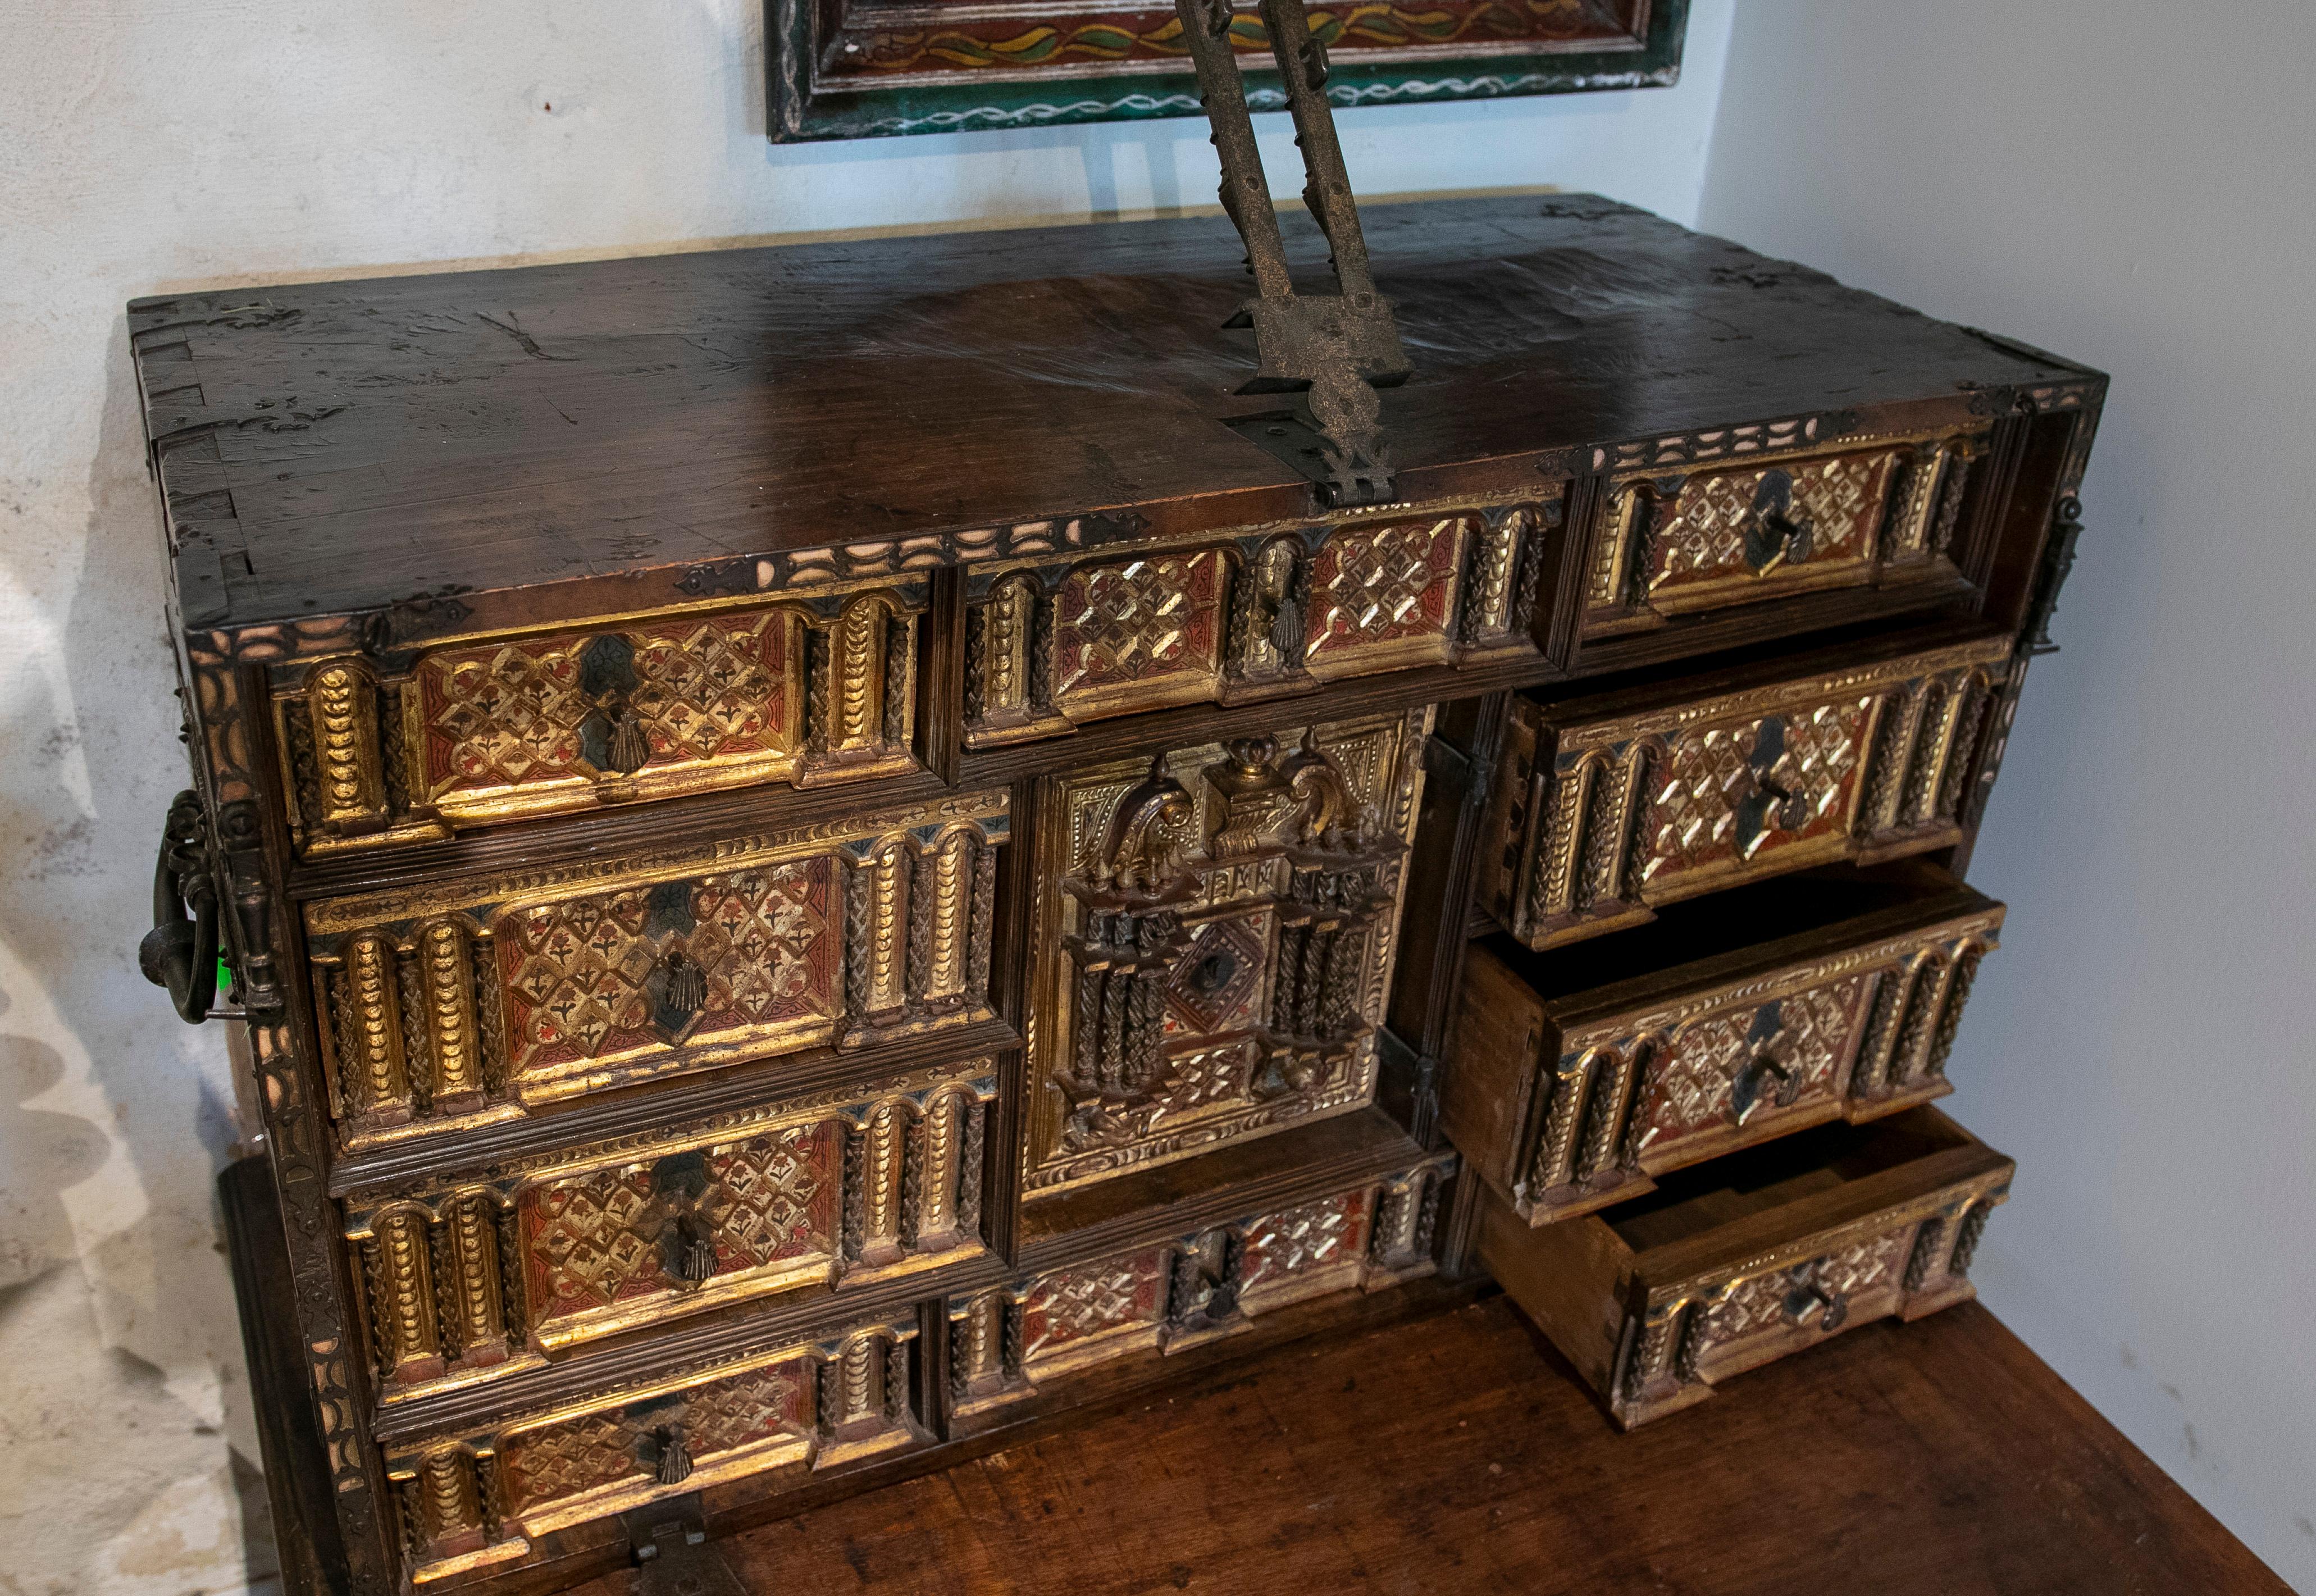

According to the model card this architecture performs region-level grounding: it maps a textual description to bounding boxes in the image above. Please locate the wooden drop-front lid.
[128,194,2089,650]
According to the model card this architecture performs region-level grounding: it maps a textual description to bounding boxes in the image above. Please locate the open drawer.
[1444,863,2002,1225]
[1480,1107,2011,1429]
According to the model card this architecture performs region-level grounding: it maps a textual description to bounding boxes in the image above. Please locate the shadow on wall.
[0,321,276,1594]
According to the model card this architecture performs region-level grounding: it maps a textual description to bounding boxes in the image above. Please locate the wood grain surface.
[567,1295,2282,1595]
[130,195,2084,631]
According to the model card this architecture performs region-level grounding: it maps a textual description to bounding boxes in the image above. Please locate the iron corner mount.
[1176,0,1412,508]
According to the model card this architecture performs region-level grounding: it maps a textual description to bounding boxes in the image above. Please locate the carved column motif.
[1529,1050,1599,1197]
[369,1209,444,1381]
[851,1101,907,1265]
[949,1289,1010,1402]
[965,573,1072,745]
[444,1193,507,1361]
[416,920,483,1101]
[917,1087,966,1242]
[919,829,972,1005]
[306,661,389,835]
[412,1451,485,1557]
[339,932,410,1117]
[1621,1301,1686,1412]
[1223,536,1311,692]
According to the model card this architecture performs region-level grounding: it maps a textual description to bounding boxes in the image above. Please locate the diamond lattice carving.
[1640,702,1867,883]
[501,1412,642,1514]
[525,1170,664,1313]
[680,1365,807,1458]
[1020,1248,1166,1365]
[1050,551,1225,707]
[1638,975,1868,1142]
[417,609,795,797]
[1648,453,1895,590]
[1307,519,1457,662]
[1700,1230,1911,1345]
[498,858,838,1077]
[700,1128,835,1266]
[1239,1190,1368,1294]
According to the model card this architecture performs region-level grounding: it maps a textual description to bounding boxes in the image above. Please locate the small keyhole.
[1191,949,1237,996]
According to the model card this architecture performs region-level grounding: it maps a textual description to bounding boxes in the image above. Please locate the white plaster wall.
[0,4,1734,1592]
[1697,3,2316,1588]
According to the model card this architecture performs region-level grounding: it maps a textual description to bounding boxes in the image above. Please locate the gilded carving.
[1050,548,1230,721]
[306,660,388,834]
[345,1066,993,1393]
[1501,909,2002,1223]
[1583,432,1986,633]
[1024,708,1429,1194]
[1611,1165,2011,1423]
[307,797,1005,1139]
[1304,516,1464,677]
[275,587,932,852]
[386,1312,919,1576]
[1494,635,2010,949]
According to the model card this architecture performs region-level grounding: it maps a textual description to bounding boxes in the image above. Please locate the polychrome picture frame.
[767,0,1687,142]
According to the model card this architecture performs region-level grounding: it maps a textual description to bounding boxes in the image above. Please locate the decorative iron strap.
[1175,0,1410,506]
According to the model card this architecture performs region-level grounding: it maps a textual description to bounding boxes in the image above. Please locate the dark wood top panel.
[131,195,2091,633]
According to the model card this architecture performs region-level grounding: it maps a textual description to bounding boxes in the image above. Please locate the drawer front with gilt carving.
[1478,1108,2011,1429]
[381,1312,922,1585]
[963,503,1549,747]
[1445,878,2004,1225]
[273,585,923,855]
[945,1157,1451,1418]
[305,791,1005,1146]
[1485,631,2011,950]
[1020,709,1430,1196]
[1583,428,1987,637]
[344,1060,993,1399]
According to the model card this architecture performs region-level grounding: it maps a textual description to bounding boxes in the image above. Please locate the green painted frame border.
[767,0,1687,142]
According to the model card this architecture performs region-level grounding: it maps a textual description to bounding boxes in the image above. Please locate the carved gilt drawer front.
[343,1059,992,1400]
[273,586,922,855]
[1485,631,2011,950]
[946,1157,1451,1418]
[1445,875,2003,1226]
[1022,708,1431,1196]
[961,503,1549,747]
[382,1310,921,1585]
[1478,1108,2010,1429]
[305,791,1004,1145]
[1583,430,1986,637]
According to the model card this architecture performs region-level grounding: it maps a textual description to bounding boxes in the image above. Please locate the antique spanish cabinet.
[133,29,2096,1592]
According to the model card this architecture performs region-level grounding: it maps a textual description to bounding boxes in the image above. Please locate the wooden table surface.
[569,1295,2285,1595]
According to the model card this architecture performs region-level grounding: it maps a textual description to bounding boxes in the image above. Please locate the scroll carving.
[1493,636,2010,950]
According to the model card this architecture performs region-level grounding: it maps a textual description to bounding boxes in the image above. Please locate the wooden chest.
[133,194,2099,1592]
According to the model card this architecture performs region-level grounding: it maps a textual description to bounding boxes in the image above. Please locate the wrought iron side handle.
[138,790,219,1024]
